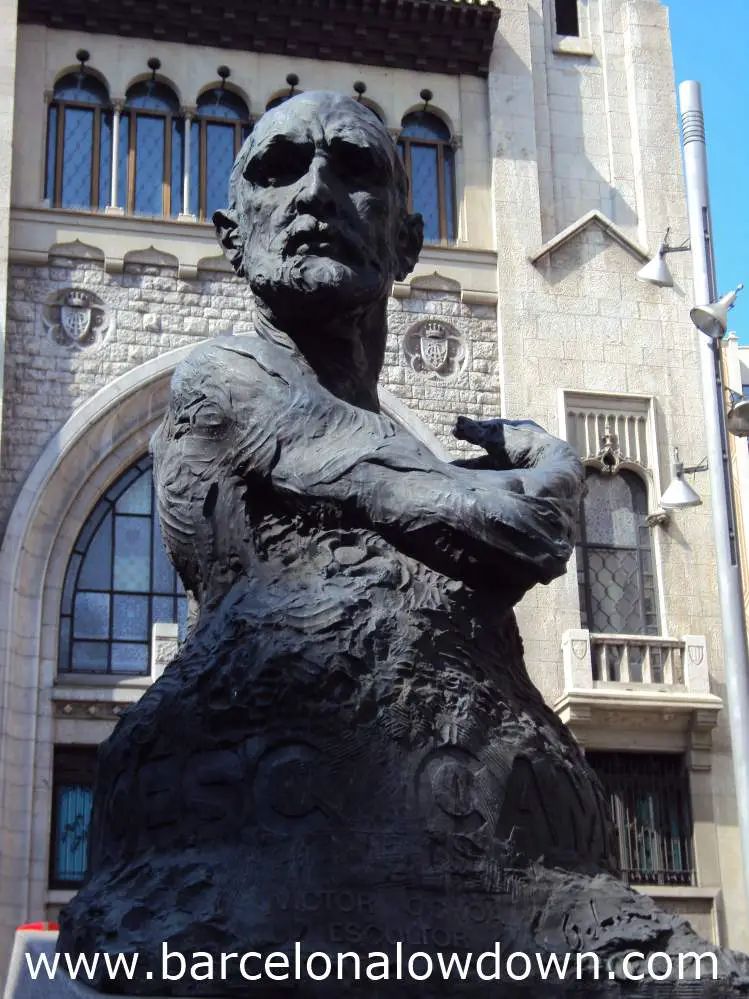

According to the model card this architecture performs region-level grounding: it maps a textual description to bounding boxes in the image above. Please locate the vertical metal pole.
[680,80,749,914]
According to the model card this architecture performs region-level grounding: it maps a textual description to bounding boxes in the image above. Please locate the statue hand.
[453,416,555,470]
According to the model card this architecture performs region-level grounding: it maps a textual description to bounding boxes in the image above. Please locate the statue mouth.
[284,221,366,265]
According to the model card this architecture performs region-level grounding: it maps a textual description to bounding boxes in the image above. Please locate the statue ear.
[394,212,424,281]
[213,209,246,277]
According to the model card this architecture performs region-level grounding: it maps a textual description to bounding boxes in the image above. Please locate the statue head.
[213,92,423,323]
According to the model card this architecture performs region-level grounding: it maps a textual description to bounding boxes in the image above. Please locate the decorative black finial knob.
[76,49,90,66]
[419,88,433,107]
[147,57,162,77]
[217,65,231,81]
[353,80,367,100]
[286,73,300,92]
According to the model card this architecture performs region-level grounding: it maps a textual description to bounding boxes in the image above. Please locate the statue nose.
[294,158,339,217]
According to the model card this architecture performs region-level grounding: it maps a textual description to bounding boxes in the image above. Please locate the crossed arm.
[160,338,585,598]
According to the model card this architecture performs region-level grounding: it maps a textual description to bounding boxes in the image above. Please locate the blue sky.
[666,0,749,342]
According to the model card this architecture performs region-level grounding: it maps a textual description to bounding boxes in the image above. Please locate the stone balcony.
[553,630,723,767]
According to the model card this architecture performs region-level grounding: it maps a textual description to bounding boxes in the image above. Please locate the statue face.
[224,93,421,317]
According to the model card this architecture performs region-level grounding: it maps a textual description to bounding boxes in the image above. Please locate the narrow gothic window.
[50,746,97,888]
[577,469,659,637]
[555,0,580,36]
[121,80,182,217]
[193,88,251,222]
[587,752,695,886]
[59,455,186,676]
[398,112,456,243]
[45,72,112,210]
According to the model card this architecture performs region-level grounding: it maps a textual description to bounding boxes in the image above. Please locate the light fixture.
[419,88,433,112]
[660,448,707,510]
[727,393,749,437]
[690,283,744,339]
[286,73,300,97]
[636,227,690,288]
[353,81,367,102]
[217,65,231,88]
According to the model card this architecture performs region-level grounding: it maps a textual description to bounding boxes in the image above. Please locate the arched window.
[577,469,659,638]
[59,455,186,676]
[45,72,112,210]
[120,80,182,217]
[398,111,456,243]
[192,88,251,221]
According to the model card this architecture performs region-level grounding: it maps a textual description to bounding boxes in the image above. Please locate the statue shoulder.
[171,333,293,400]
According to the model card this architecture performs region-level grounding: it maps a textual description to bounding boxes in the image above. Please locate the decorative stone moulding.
[42,287,111,350]
[403,318,467,378]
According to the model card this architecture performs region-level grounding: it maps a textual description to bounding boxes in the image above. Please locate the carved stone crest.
[43,288,110,349]
[403,318,466,377]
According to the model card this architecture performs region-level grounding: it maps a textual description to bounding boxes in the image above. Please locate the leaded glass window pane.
[117,474,151,515]
[399,111,455,243]
[577,470,659,635]
[114,516,151,591]
[113,594,149,641]
[171,118,184,218]
[205,121,236,221]
[134,115,165,216]
[77,512,112,590]
[443,147,456,241]
[111,642,149,674]
[71,641,109,671]
[59,456,185,675]
[54,74,109,105]
[189,121,200,217]
[401,111,450,142]
[61,107,94,208]
[118,112,130,210]
[99,111,112,209]
[73,591,110,639]
[410,144,440,242]
[127,81,179,113]
[45,105,58,202]
[197,88,248,121]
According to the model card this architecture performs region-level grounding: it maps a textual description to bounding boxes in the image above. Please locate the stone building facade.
[0,0,746,975]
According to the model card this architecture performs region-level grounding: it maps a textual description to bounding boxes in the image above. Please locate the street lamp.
[636,227,691,289]
[677,79,749,916]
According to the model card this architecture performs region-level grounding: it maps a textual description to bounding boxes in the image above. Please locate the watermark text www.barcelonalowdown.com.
[25,943,719,985]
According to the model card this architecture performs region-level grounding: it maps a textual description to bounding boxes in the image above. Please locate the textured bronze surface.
[59,93,749,997]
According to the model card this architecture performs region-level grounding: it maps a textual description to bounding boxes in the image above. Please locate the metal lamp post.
[679,80,749,915]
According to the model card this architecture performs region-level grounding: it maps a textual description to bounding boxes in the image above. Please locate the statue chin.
[252,255,387,316]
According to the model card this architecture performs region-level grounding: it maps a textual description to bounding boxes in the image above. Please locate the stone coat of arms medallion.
[43,288,110,349]
[403,318,466,378]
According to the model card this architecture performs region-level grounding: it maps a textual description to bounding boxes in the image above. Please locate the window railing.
[590,634,684,685]
[561,629,710,695]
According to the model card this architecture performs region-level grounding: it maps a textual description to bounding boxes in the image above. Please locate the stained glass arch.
[58,455,186,676]
[398,110,456,243]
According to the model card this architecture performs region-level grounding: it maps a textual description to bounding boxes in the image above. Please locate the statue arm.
[270,406,584,595]
[156,341,583,597]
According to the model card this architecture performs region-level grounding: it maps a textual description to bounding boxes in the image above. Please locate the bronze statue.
[59,93,749,996]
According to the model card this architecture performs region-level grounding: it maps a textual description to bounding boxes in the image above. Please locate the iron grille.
[50,746,97,888]
[587,751,694,886]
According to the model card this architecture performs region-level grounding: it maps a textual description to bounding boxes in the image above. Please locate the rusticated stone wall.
[0,256,499,540]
